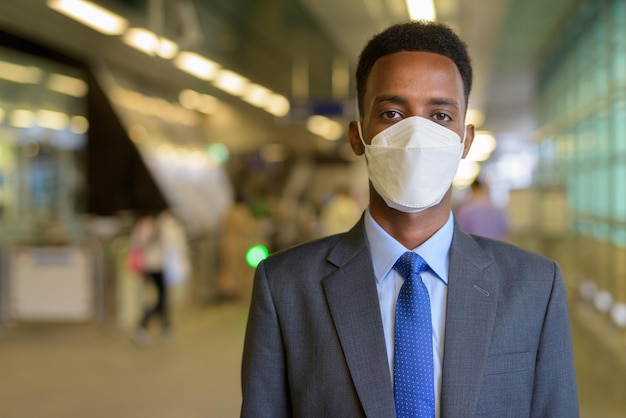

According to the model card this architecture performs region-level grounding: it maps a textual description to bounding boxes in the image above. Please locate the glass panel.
[614,164,626,221]
[0,47,87,245]
[537,0,626,246]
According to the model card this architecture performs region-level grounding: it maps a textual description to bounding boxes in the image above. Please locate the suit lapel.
[322,220,396,417]
[440,223,499,417]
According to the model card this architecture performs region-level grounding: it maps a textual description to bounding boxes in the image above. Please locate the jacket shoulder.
[473,235,553,262]
[465,234,560,280]
[260,234,345,274]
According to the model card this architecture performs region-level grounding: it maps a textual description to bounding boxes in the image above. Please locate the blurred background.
[0,0,624,416]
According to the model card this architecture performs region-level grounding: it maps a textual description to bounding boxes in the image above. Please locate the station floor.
[0,295,625,417]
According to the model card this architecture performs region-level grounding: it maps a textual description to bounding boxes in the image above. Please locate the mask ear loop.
[357,121,366,146]
[356,121,370,165]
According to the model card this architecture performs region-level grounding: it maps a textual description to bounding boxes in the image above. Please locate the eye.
[381,110,403,120]
[432,112,451,122]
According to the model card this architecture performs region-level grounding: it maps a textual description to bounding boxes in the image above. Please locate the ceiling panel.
[0,0,587,152]
[492,0,581,73]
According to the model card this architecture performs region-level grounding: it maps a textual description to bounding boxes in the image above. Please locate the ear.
[461,124,475,158]
[348,120,365,156]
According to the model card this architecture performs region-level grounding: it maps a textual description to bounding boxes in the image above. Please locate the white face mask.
[358,116,465,213]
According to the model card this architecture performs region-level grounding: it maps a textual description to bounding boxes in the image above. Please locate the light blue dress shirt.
[364,209,454,418]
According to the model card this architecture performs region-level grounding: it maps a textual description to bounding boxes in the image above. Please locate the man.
[241,21,578,417]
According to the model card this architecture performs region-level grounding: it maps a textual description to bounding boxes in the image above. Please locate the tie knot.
[393,251,428,280]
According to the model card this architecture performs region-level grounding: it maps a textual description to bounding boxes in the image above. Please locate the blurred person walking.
[129,210,189,345]
[217,195,257,302]
[456,178,509,240]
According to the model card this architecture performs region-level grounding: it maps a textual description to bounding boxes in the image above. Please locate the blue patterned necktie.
[393,251,435,418]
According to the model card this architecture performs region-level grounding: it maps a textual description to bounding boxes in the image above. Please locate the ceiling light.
[123,28,158,55]
[10,109,36,128]
[307,115,343,141]
[47,0,128,35]
[453,160,480,187]
[0,60,42,84]
[123,28,179,59]
[47,73,88,97]
[466,109,485,128]
[466,131,497,162]
[179,89,199,110]
[37,109,69,130]
[213,70,249,96]
[178,89,219,114]
[175,52,220,80]
[242,84,272,107]
[70,115,89,134]
[156,38,179,59]
[265,94,290,117]
[406,0,436,21]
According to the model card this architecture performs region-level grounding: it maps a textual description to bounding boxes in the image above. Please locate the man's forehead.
[364,52,464,101]
[368,51,460,79]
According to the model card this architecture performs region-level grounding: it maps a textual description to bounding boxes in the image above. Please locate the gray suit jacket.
[241,218,579,417]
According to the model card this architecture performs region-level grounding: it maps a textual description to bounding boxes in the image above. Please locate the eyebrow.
[428,97,459,109]
[373,94,408,106]
[428,98,460,109]
[373,94,460,109]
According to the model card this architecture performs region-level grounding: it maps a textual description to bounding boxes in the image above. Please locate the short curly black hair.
[356,20,472,116]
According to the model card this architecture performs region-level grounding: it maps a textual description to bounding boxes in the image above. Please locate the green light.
[207,143,229,164]
[246,244,269,268]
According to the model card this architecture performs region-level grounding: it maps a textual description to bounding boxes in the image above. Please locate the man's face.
[349,51,474,156]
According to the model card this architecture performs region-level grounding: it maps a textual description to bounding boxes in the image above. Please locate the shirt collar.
[364,209,454,285]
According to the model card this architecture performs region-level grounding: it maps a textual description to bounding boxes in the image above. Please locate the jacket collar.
[441,221,499,417]
[323,217,397,417]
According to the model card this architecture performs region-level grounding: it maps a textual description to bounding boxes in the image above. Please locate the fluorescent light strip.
[123,28,179,59]
[156,38,179,59]
[213,70,250,96]
[178,89,219,115]
[168,44,290,116]
[47,0,128,35]
[47,73,88,97]
[265,94,290,117]
[306,115,343,140]
[44,0,288,118]
[406,0,436,21]
[123,28,158,55]
[37,109,69,131]
[242,84,272,107]
[175,52,220,81]
[0,61,42,84]
[10,109,36,128]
